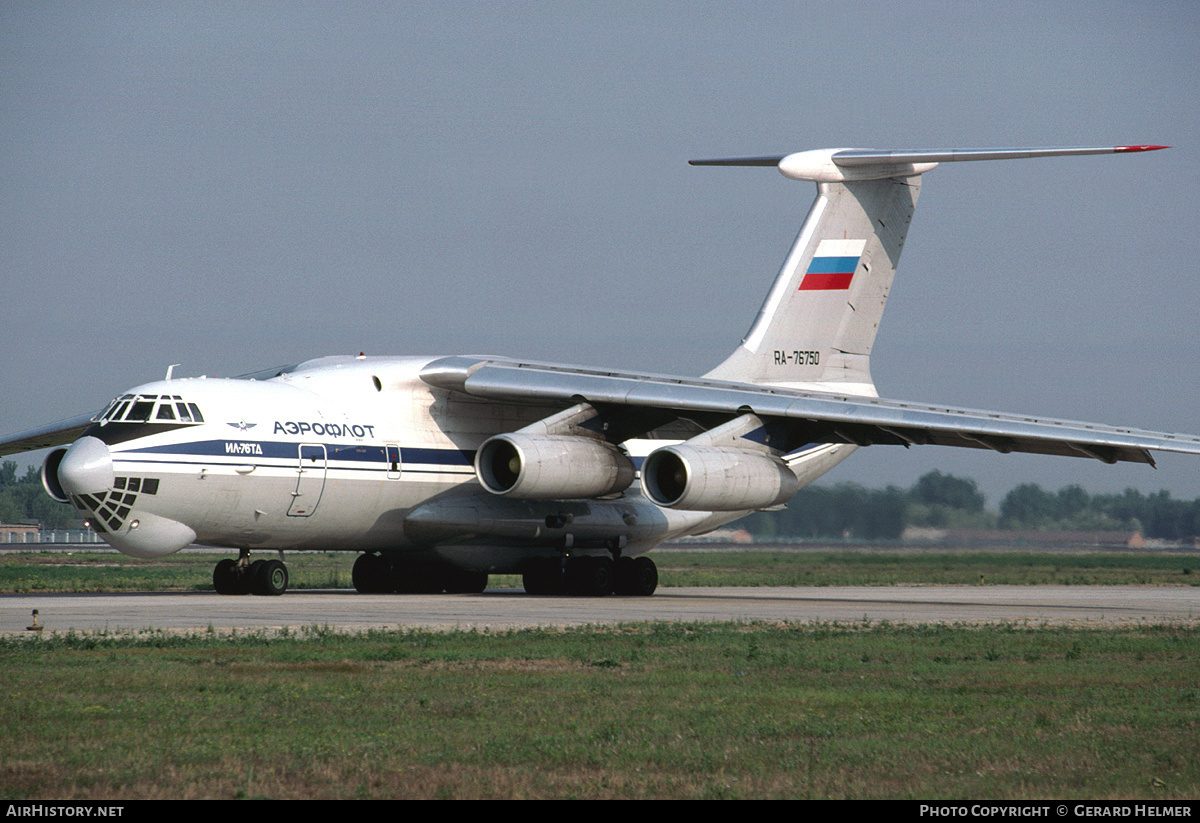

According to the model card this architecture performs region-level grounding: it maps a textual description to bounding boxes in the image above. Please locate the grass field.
[1,622,1198,800]
[1,546,1198,799]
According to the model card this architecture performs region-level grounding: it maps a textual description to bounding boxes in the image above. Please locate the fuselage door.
[288,443,327,517]
[386,444,401,479]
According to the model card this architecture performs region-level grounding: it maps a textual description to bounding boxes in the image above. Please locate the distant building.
[902,527,1146,549]
[671,528,754,545]
[0,522,40,543]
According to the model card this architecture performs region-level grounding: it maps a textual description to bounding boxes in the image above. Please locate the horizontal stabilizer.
[830,145,1168,166]
[689,155,786,167]
[691,145,1168,182]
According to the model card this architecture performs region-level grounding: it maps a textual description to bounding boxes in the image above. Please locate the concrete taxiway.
[3,585,1198,635]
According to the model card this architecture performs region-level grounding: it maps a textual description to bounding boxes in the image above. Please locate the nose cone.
[58,436,114,497]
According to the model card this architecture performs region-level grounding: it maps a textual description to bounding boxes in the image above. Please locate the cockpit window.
[126,401,155,422]
[108,401,131,422]
[96,393,205,426]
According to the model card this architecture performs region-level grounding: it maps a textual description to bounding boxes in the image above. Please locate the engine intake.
[476,434,635,499]
[41,447,70,502]
[641,444,800,511]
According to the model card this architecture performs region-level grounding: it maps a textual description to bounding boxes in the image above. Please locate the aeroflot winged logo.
[798,239,866,290]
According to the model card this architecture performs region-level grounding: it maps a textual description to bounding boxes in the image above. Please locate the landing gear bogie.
[522,555,657,597]
[522,557,564,595]
[614,556,658,596]
[212,556,289,596]
[352,552,489,595]
[256,559,288,596]
[213,558,248,595]
[443,568,489,594]
[564,556,614,597]
[352,552,394,593]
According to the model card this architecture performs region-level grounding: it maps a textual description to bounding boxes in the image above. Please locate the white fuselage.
[64,355,853,571]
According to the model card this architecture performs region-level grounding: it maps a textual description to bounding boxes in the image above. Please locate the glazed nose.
[57,436,114,496]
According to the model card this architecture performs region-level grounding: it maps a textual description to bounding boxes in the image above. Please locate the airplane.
[4,143,1199,598]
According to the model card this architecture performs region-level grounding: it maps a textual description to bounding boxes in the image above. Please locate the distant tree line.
[996,483,1200,539]
[0,460,78,529]
[742,470,1200,541]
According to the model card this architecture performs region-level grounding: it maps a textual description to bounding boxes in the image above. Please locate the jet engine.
[41,447,70,502]
[640,444,800,511]
[475,433,635,499]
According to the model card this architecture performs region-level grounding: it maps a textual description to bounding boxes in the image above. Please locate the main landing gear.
[212,553,289,596]
[351,552,489,595]
[523,555,658,597]
[348,552,659,597]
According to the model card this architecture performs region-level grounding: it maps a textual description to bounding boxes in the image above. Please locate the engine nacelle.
[641,445,800,511]
[475,433,635,499]
[41,447,70,502]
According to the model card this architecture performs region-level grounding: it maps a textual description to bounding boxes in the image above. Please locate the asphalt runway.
[3,585,1199,635]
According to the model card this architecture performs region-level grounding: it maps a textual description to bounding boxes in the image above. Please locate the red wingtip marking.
[1115,145,1170,152]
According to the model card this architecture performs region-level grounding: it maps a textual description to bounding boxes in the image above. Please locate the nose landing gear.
[212,553,289,596]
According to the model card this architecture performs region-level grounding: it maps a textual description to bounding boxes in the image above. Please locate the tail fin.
[700,145,1168,396]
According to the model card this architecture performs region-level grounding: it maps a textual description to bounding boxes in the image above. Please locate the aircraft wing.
[421,356,1200,466]
[0,413,98,457]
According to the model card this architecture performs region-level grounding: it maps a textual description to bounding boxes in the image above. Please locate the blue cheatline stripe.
[113,457,475,477]
[401,447,474,466]
[121,440,475,466]
[806,255,860,274]
[125,440,295,458]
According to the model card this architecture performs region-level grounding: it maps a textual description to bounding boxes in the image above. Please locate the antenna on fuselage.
[165,364,182,380]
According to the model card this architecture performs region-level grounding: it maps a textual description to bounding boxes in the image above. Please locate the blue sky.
[2,1,1198,505]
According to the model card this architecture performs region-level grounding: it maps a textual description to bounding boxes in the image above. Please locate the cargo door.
[288,443,327,517]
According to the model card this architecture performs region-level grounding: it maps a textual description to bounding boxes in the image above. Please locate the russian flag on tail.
[799,239,866,290]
